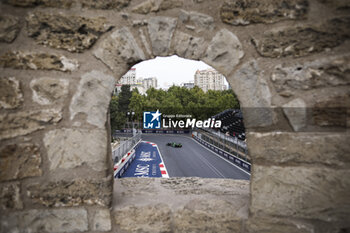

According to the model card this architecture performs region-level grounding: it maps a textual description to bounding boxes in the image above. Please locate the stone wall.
[0,0,349,232]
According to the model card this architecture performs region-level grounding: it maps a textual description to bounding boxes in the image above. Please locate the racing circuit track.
[141,134,250,180]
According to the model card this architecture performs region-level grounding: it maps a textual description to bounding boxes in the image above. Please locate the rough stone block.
[253,17,350,58]
[220,0,308,25]
[203,29,244,76]
[0,51,79,72]
[80,0,130,9]
[139,28,152,56]
[229,60,274,128]
[0,108,62,140]
[179,10,214,33]
[173,31,206,60]
[251,165,350,223]
[26,12,112,52]
[245,217,314,233]
[70,70,115,128]
[159,177,250,197]
[283,98,307,131]
[114,204,172,233]
[2,0,73,8]
[0,15,21,43]
[0,143,41,182]
[132,0,182,14]
[91,209,112,231]
[0,208,88,232]
[0,77,23,109]
[30,78,69,105]
[27,178,112,207]
[173,199,242,233]
[317,0,350,11]
[148,16,177,56]
[312,95,349,128]
[94,27,145,73]
[44,128,107,171]
[114,178,250,232]
[159,0,183,11]
[132,0,160,14]
[0,182,22,210]
[242,107,275,129]
[247,132,350,167]
[271,54,350,96]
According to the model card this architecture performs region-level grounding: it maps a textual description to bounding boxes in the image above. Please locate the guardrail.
[198,128,247,151]
[114,148,137,178]
[112,132,141,164]
[192,134,251,173]
[115,129,191,134]
[142,129,191,134]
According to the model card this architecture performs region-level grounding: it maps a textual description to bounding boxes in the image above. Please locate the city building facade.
[118,68,136,85]
[142,77,157,90]
[115,69,157,95]
[194,69,226,92]
[181,81,195,89]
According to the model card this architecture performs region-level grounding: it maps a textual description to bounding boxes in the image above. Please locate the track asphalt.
[139,134,250,180]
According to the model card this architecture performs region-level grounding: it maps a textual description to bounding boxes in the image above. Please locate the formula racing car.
[166,142,182,148]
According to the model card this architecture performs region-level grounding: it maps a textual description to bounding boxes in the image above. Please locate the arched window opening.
[109,56,251,180]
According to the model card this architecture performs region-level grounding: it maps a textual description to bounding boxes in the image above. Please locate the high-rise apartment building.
[194,69,226,92]
[142,77,157,90]
[119,68,136,85]
[114,69,157,95]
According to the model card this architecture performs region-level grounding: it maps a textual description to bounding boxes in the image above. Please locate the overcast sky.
[131,55,228,89]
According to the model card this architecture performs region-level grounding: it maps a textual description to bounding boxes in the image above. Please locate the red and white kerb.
[159,163,169,178]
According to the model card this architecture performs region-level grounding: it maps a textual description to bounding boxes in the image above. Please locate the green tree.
[110,96,119,135]
[218,91,239,111]
[118,85,132,113]
[129,90,146,122]
[143,98,160,112]
[110,96,127,135]
[160,93,183,115]
[109,85,133,132]
[110,83,241,131]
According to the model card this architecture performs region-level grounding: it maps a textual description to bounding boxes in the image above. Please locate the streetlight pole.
[127,111,135,135]
[127,112,130,130]
[131,111,135,136]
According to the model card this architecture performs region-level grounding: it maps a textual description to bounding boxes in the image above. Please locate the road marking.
[191,138,251,176]
[184,136,227,178]
[154,142,169,178]
[121,141,169,178]
[145,135,225,178]
[191,148,226,178]
[142,135,249,177]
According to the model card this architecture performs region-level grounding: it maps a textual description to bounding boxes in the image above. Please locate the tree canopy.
[110,85,240,131]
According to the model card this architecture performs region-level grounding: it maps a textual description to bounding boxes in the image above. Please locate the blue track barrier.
[192,135,251,173]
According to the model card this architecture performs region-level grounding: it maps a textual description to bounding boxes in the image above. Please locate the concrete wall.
[0,0,349,232]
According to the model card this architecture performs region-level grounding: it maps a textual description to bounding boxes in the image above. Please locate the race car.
[166,142,182,148]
